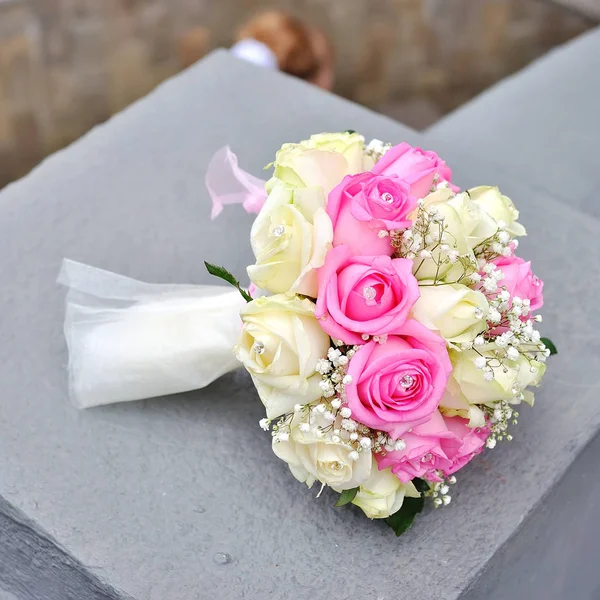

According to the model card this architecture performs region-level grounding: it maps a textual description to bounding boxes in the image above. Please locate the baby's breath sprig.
[391,199,478,287]
[414,472,458,508]
[472,222,515,264]
[261,344,417,461]
[364,138,392,162]
[481,401,519,448]
[429,473,458,508]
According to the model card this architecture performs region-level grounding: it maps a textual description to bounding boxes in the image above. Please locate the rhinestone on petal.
[252,341,265,355]
[381,192,394,203]
[362,286,376,301]
[272,225,285,237]
[400,374,415,389]
[474,307,485,319]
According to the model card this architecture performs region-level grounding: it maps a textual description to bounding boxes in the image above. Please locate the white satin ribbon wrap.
[58,260,245,408]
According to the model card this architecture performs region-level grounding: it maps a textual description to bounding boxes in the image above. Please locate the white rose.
[235,295,330,419]
[447,191,499,249]
[272,414,373,490]
[308,132,374,174]
[438,376,487,428]
[346,467,420,520]
[267,132,373,194]
[412,189,476,282]
[467,186,526,238]
[413,187,524,283]
[449,346,546,406]
[247,184,333,296]
[411,283,489,346]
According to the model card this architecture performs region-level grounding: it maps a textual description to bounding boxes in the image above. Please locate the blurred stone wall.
[0,0,593,187]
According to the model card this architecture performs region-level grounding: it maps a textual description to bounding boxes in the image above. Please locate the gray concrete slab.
[462,430,600,600]
[0,49,599,600]
[424,26,600,221]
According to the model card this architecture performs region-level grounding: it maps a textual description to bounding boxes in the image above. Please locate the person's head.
[235,11,334,90]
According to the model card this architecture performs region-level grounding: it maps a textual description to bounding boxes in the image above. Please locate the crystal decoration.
[400,374,414,389]
[252,341,265,355]
[272,225,285,237]
[381,192,394,203]
[362,286,376,301]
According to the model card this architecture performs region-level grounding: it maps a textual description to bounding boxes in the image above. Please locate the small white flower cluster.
[261,345,365,456]
[315,345,414,455]
[460,250,548,445]
[260,344,412,461]
[365,138,392,162]
[429,473,457,508]
[392,200,477,284]
[467,267,548,384]
[473,220,516,262]
[483,401,519,447]
[316,346,355,399]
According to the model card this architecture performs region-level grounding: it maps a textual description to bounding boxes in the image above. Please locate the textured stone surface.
[0,498,128,600]
[0,0,594,188]
[424,26,600,221]
[463,432,600,599]
[0,51,599,600]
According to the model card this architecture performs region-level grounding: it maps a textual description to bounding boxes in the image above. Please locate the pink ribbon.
[205,146,268,219]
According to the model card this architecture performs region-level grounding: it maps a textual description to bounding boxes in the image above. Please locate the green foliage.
[385,493,425,536]
[335,487,359,507]
[413,478,430,494]
[204,262,252,302]
[540,337,557,356]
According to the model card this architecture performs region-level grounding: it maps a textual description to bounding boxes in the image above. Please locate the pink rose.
[326,172,417,256]
[345,320,452,439]
[376,411,489,483]
[315,245,420,345]
[492,254,544,315]
[372,142,454,200]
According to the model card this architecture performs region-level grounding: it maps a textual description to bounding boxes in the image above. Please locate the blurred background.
[0,0,597,190]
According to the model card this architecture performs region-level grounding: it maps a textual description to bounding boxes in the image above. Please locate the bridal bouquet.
[60,132,555,536]
[205,132,555,535]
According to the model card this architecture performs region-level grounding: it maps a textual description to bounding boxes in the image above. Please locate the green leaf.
[540,337,557,356]
[204,262,252,303]
[335,487,359,507]
[385,495,425,537]
[413,478,430,494]
[344,129,357,134]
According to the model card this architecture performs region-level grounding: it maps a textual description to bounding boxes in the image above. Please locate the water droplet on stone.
[213,552,232,565]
